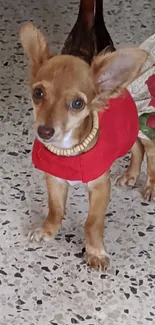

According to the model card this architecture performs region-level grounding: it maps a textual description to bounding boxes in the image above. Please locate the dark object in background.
[61,0,115,64]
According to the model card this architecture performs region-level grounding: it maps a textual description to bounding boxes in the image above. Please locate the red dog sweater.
[32,91,139,183]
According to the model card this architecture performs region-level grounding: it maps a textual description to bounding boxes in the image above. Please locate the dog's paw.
[86,249,110,272]
[143,186,155,202]
[115,173,137,187]
[28,227,52,242]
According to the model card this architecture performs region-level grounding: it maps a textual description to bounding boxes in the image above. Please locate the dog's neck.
[68,113,99,154]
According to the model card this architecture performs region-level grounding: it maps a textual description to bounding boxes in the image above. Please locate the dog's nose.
[37,125,55,140]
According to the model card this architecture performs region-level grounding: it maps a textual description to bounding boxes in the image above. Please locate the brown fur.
[21,23,148,271]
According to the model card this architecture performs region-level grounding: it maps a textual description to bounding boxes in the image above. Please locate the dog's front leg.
[85,171,110,271]
[29,174,68,242]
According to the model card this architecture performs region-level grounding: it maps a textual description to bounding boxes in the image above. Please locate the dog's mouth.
[36,124,60,144]
[36,126,72,148]
[36,134,52,144]
[36,132,60,146]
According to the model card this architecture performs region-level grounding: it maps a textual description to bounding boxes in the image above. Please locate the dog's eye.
[33,88,44,100]
[69,98,84,110]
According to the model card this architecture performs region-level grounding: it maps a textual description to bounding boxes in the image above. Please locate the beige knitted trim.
[44,111,99,156]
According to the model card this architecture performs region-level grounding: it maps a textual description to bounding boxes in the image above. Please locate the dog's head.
[20,23,148,148]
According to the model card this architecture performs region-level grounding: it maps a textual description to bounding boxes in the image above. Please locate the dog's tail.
[61,0,115,64]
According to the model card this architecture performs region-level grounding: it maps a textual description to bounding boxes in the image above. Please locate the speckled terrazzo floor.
[0,0,155,324]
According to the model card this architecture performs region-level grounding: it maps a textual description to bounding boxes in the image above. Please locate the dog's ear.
[91,48,148,107]
[20,23,51,78]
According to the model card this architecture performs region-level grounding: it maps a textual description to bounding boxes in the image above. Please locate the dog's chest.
[56,177,83,186]
[61,131,77,152]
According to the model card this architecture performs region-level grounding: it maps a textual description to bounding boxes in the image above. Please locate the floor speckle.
[0,0,155,324]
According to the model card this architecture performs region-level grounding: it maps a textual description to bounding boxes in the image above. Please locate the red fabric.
[32,91,139,183]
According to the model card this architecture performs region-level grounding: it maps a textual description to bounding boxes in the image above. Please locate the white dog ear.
[91,48,148,106]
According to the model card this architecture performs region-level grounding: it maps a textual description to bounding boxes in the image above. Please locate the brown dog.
[20,1,148,271]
